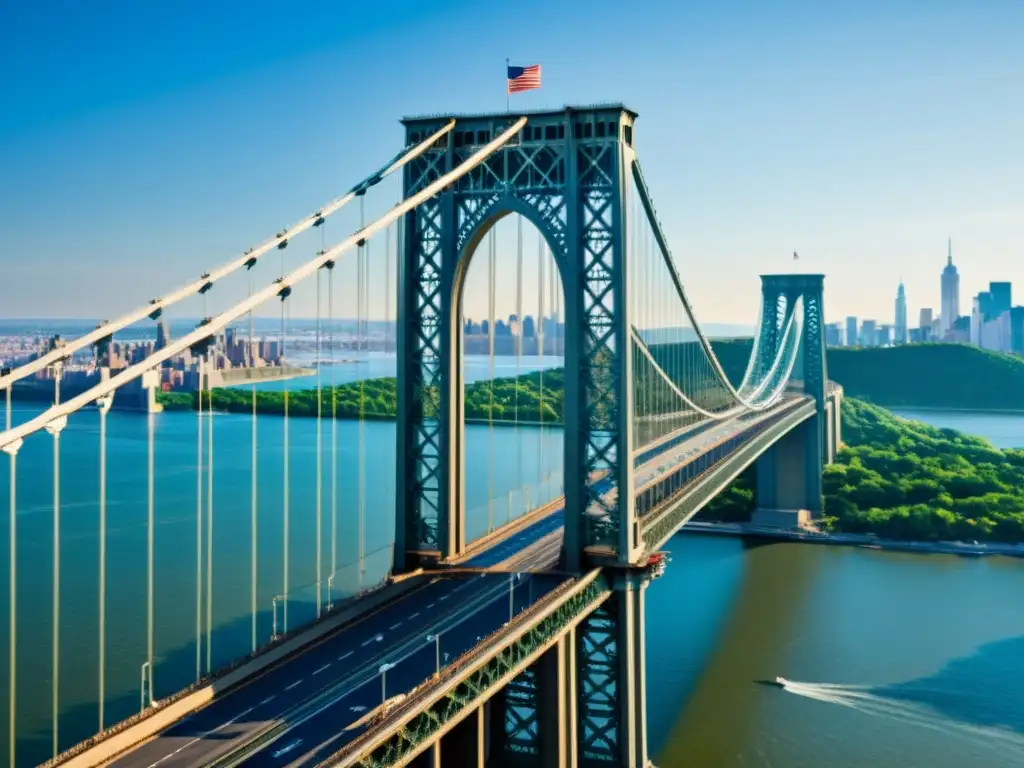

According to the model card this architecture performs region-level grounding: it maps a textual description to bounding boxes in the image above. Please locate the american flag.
[507,64,541,94]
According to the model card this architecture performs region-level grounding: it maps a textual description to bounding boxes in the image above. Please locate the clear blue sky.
[2,0,1022,327]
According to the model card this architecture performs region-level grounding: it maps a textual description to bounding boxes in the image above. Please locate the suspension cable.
[487,229,496,533]
[5,438,20,768]
[249,271,258,653]
[357,195,367,590]
[329,244,337,609]
[537,231,545,502]
[205,351,214,674]
[281,295,290,634]
[195,355,203,680]
[97,388,111,730]
[50,367,64,758]
[146,382,156,706]
[315,267,323,618]
[515,217,523,524]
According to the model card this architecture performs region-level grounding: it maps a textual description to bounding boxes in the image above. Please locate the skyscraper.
[940,238,960,338]
[894,280,907,344]
[845,316,858,347]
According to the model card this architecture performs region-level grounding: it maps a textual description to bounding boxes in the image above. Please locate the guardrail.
[318,569,610,767]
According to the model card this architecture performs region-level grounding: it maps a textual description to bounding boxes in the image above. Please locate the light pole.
[427,634,441,674]
[508,574,515,621]
[379,662,395,704]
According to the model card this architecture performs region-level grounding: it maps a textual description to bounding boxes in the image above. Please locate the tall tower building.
[940,238,960,338]
[894,280,908,344]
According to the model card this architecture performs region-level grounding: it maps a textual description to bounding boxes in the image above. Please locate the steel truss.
[395,107,642,570]
[340,574,610,768]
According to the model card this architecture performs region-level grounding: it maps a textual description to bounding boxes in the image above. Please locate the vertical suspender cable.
[537,232,545,501]
[146,390,155,707]
[357,196,366,589]
[205,353,213,674]
[384,225,391,355]
[249,273,258,654]
[315,268,323,618]
[6,440,18,768]
[97,394,109,731]
[50,368,63,758]
[487,230,496,533]
[329,254,337,607]
[195,357,203,680]
[515,218,523,522]
[282,299,290,633]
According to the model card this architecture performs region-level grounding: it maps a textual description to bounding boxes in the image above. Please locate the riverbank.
[679,520,1024,559]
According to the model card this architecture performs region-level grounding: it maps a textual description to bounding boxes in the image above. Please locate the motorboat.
[773,676,789,687]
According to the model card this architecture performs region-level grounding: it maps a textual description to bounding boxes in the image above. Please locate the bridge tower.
[395,106,642,574]
[752,273,831,526]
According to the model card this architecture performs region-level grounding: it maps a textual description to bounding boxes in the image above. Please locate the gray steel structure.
[396,105,642,575]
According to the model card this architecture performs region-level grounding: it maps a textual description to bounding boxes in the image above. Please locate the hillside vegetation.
[699,398,1024,544]
[710,339,1024,410]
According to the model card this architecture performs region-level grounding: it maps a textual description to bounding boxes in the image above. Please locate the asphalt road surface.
[111,569,565,767]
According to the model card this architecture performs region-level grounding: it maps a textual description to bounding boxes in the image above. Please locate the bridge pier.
[752,416,823,528]
[485,580,648,768]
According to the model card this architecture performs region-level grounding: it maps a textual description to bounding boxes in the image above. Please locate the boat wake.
[775,678,1024,758]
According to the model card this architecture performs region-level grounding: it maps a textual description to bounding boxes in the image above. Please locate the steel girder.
[332,574,610,768]
[640,399,817,552]
[395,108,640,569]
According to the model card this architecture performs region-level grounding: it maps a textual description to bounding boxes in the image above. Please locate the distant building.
[950,315,970,343]
[876,324,893,347]
[824,322,843,347]
[940,239,960,337]
[894,281,907,344]
[860,319,877,347]
[990,282,1012,318]
[845,316,858,347]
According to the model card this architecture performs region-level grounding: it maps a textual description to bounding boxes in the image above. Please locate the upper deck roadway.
[92,398,811,767]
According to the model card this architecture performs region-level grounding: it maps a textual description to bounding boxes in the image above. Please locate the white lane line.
[409,612,420,619]
[439,595,449,601]
[313,663,331,676]
[259,695,276,705]
[285,679,304,691]
[360,638,374,647]
[388,622,402,631]
[144,705,255,768]
[338,651,354,662]
[426,603,436,609]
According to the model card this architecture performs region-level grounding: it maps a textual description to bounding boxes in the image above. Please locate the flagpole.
[505,58,510,112]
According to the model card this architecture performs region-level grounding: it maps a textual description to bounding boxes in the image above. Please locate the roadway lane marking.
[426,603,435,609]
[313,664,331,676]
[259,696,276,705]
[439,595,449,601]
[388,622,402,630]
[285,679,304,691]
[143,705,256,768]
[409,612,420,619]
[338,651,354,661]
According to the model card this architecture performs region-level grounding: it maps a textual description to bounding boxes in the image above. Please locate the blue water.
[0,356,564,764]
[2,369,1024,766]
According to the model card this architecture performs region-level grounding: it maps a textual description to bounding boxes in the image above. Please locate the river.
[647,408,1024,766]
[2,371,1023,765]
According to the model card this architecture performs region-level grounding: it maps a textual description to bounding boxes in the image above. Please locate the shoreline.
[680,520,1024,559]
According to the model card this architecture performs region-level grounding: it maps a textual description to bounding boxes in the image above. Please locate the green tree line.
[697,398,1024,544]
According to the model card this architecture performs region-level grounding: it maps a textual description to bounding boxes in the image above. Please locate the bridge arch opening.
[452,207,566,548]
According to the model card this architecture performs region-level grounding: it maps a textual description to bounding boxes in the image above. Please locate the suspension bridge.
[0,104,841,768]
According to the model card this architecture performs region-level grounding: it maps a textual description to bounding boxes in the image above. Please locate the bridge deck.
[78,398,816,767]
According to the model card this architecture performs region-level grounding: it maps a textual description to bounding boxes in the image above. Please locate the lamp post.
[427,633,441,674]
[379,662,396,704]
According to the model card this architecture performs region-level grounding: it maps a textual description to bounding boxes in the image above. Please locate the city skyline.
[2,1,1023,325]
